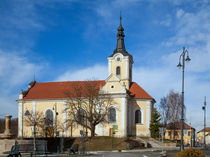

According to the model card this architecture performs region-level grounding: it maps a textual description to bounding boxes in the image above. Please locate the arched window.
[76,109,86,125]
[45,109,54,126]
[24,110,30,116]
[116,66,121,75]
[135,109,141,124]
[108,107,116,123]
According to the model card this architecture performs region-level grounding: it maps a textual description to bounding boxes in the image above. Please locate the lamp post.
[202,96,207,149]
[53,103,58,137]
[177,47,191,151]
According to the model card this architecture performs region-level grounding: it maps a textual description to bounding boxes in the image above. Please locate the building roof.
[166,122,195,130]
[22,80,154,101]
[129,82,154,100]
[198,127,210,133]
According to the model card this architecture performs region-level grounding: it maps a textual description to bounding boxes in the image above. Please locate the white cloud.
[164,6,210,46]
[0,50,44,116]
[56,64,107,81]
[176,9,184,18]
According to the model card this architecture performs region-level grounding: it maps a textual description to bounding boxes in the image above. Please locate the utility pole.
[202,96,207,149]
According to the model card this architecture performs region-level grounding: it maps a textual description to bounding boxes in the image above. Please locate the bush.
[177,148,205,157]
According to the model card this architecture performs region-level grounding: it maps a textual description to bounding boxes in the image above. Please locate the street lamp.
[202,96,207,149]
[177,47,191,151]
[53,103,59,137]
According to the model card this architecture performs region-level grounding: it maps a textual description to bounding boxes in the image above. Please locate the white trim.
[128,101,132,135]
[63,101,66,136]
[125,59,128,79]
[147,101,151,129]
[32,101,36,115]
[18,102,23,137]
[107,53,129,60]
[107,89,126,94]
[121,98,127,136]
[105,73,120,82]
[108,60,112,75]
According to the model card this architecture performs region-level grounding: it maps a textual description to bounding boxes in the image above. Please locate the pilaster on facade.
[63,101,67,136]
[108,60,112,76]
[18,101,23,137]
[146,101,151,136]
[121,97,127,137]
[32,101,36,134]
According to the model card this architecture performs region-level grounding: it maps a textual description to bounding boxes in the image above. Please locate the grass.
[72,136,144,151]
[167,153,177,157]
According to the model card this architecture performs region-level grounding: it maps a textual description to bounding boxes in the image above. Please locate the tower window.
[116,66,121,75]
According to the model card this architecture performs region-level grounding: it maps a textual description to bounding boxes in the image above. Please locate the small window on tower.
[116,66,121,75]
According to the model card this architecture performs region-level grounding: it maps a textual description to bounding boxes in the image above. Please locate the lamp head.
[177,62,182,68]
[185,55,191,62]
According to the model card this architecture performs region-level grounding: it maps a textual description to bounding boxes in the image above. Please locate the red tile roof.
[129,82,154,100]
[198,127,210,133]
[22,80,154,100]
[166,122,194,130]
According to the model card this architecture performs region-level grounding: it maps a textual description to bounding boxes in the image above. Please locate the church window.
[135,109,141,124]
[111,85,114,89]
[45,109,54,126]
[76,108,86,125]
[116,66,121,75]
[24,110,30,116]
[108,107,116,123]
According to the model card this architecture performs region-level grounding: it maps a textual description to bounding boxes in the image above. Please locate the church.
[17,17,155,138]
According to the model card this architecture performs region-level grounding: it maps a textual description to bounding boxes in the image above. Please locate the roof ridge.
[36,80,105,84]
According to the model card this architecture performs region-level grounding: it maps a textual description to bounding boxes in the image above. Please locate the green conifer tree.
[149,108,161,138]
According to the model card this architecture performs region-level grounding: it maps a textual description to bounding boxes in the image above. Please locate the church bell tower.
[107,16,133,90]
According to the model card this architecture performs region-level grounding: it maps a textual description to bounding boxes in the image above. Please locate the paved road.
[1,147,209,157]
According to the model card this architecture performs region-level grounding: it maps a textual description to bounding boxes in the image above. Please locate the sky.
[0,0,210,131]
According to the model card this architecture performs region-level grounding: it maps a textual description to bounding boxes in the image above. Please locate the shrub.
[177,148,205,157]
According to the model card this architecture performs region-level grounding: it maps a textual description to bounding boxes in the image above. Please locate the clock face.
[115,56,122,62]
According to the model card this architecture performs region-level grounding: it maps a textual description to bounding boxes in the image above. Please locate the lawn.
[72,136,145,151]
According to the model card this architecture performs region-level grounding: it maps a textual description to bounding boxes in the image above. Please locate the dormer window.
[116,66,121,75]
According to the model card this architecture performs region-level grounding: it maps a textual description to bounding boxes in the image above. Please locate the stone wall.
[0,139,47,154]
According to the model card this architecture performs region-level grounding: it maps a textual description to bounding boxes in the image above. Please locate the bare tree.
[0,118,4,133]
[159,90,184,139]
[24,110,65,138]
[11,118,18,138]
[65,81,113,137]
[24,111,46,137]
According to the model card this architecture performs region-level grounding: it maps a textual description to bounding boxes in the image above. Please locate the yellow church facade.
[17,18,155,138]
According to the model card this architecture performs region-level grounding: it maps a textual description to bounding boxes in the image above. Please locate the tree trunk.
[91,125,95,137]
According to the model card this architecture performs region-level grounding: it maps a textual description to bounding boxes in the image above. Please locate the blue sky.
[0,0,210,131]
